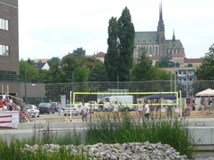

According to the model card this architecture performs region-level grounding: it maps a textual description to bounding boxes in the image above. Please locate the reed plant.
[85,111,194,158]
[0,111,194,159]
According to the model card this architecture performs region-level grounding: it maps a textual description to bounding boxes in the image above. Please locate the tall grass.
[0,112,194,159]
[85,112,194,158]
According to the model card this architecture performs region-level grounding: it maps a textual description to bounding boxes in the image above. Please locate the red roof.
[184,57,203,63]
[172,53,185,58]
[95,52,106,58]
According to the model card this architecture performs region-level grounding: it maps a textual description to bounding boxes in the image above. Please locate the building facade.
[134,3,185,60]
[0,0,19,95]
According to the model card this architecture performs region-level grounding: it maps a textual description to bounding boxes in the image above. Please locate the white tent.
[196,88,214,97]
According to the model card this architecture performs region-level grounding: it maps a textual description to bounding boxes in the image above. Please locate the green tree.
[47,61,64,83]
[69,47,86,57]
[48,57,60,67]
[156,55,174,68]
[105,7,135,81]
[117,7,135,81]
[104,17,119,81]
[132,50,154,81]
[73,66,89,82]
[27,58,35,65]
[152,67,171,80]
[132,49,171,81]
[196,44,214,80]
[19,60,39,82]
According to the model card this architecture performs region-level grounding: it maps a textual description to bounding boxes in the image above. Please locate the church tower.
[157,1,165,57]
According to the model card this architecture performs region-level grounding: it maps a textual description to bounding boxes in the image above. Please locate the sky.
[18,0,214,60]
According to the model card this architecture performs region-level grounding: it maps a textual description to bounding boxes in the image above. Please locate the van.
[103,95,134,111]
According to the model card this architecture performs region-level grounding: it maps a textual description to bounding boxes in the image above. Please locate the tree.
[105,7,135,81]
[54,56,107,83]
[69,47,86,57]
[73,66,89,82]
[47,61,64,83]
[117,7,135,81]
[131,50,155,81]
[156,55,174,68]
[48,57,60,67]
[196,44,214,80]
[132,49,171,81]
[104,17,119,81]
[19,60,39,82]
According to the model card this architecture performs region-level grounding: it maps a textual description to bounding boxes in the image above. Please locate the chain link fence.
[3,80,211,106]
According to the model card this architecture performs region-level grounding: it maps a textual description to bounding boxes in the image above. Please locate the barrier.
[0,111,19,129]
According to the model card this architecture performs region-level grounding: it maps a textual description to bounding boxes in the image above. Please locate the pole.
[117,75,119,89]
[179,90,182,119]
[174,71,177,92]
[1,84,3,98]
[70,91,72,122]
[24,68,27,103]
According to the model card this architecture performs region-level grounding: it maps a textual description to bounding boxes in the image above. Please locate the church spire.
[172,30,176,41]
[159,1,163,21]
[157,1,165,44]
[157,1,164,32]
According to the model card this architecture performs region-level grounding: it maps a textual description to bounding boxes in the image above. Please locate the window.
[0,18,9,30]
[0,71,17,81]
[0,44,9,56]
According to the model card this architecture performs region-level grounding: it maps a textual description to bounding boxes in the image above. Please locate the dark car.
[50,102,58,112]
[38,103,54,114]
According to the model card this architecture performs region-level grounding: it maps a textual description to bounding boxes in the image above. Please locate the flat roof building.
[0,0,19,95]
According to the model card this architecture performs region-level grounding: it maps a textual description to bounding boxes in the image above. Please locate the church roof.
[135,31,157,44]
[165,40,183,48]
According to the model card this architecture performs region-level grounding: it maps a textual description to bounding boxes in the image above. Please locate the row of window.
[0,71,17,81]
[0,44,9,56]
[136,45,159,57]
[0,18,9,30]
[167,48,184,54]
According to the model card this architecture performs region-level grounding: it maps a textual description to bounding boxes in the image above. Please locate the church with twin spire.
[133,2,185,61]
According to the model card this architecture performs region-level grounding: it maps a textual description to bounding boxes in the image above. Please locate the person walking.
[81,102,88,122]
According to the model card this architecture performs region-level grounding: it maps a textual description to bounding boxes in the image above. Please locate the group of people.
[137,99,178,119]
[0,96,19,112]
[137,100,150,120]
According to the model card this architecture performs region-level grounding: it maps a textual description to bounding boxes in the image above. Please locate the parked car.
[38,103,55,114]
[23,104,40,118]
[62,104,80,116]
[50,102,58,112]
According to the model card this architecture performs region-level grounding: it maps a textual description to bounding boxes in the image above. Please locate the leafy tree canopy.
[105,7,135,81]
[19,60,39,82]
[196,44,214,80]
[132,49,171,81]
[156,55,174,68]
[68,47,86,57]
[48,57,60,67]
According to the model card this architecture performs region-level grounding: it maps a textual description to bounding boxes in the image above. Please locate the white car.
[62,104,80,116]
[23,104,40,118]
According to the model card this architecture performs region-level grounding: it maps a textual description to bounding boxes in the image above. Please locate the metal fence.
[4,80,213,106]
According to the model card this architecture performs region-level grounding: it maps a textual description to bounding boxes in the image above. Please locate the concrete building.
[134,2,185,60]
[0,0,19,96]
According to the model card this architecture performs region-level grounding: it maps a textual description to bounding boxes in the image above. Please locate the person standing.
[112,101,119,118]
[167,100,173,119]
[81,102,88,122]
[144,100,150,120]
[137,100,144,120]
[57,101,62,115]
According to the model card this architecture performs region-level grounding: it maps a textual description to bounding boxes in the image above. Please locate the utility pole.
[24,68,27,103]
